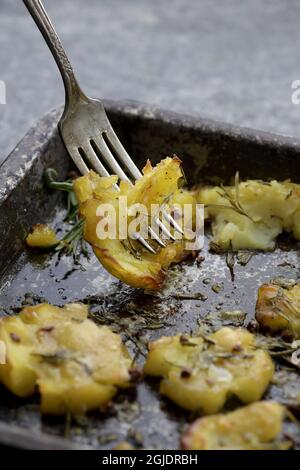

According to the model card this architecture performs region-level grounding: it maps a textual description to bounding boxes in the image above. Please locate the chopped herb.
[285,190,293,200]
[218,310,247,325]
[211,283,223,294]
[271,278,296,289]
[97,433,119,445]
[175,292,208,301]
[38,326,55,334]
[226,251,235,282]
[209,242,224,254]
[236,251,254,266]
[277,261,296,269]
[33,350,68,365]
[180,334,199,346]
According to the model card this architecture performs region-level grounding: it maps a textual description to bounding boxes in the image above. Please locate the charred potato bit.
[0,303,134,415]
[181,401,289,450]
[26,224,58,248]
[73,157,197,290]
[198,179,300,250]
[144,327,274,413]
[256,282,300,338]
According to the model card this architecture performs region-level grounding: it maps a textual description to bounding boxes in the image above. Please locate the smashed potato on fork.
[144,327,274,414]
[73,157,196,290]
[256,282,300,338]
[181,401,289,450]
[0,303,134,415]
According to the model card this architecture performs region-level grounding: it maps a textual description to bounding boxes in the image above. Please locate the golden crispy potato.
[198,179,300,250]
[144,327,274,414]
[73,157,197,290]
[256,282,300,338]
[0,303,134,415]
[26,224,58,248]
[181,401,289,450]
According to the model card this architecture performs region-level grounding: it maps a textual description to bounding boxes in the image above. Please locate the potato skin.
[181,401,287,450]
[256,283,300,338]
[0,303,135,415]
[144,327,274,414]
[73,157,197,290]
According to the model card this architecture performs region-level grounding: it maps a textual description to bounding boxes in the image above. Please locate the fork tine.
[69,145,158,254]
[100,132,179,244]
[105,126,185,237]
[81,144,110,177]
[66,122,183,252]
[74,142,181,246]
[155,217,176,241]
[67,146,89,175]
[92,136,131,182]
[69,142,180,253]
[148,226,166,248]
[163,212,185,235]
[131,232,156,254]
[105,126,142,180]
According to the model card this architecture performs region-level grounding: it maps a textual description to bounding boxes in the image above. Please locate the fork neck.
[23,0,88,110]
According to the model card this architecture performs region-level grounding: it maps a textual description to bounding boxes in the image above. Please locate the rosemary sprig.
[205,171,254,223]
[44,168,74,193]
[226,250,235,282]
[44,168,78,222]
[55,219,85,257]
[44,168,88,259]
[217,171,254,222]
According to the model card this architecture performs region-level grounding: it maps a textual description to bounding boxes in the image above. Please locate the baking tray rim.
[2,98,300,207]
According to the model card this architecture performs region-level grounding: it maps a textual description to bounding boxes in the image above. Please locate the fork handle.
[23,0,85,108]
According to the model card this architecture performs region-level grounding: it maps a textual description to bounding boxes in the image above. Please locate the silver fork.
[23,0,184,254]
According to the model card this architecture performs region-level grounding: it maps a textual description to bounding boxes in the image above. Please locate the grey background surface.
[1,0,300,164]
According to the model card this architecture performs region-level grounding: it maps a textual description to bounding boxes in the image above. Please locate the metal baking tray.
[0,100,299,450]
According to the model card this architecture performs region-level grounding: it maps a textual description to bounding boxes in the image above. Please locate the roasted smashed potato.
[256,282,300,338]
[26,224,58,248]
[73,157,196,290]
[144,327,274,414]
[181,401,289,450]
[198,179,300,250]
[0,303,134,415]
